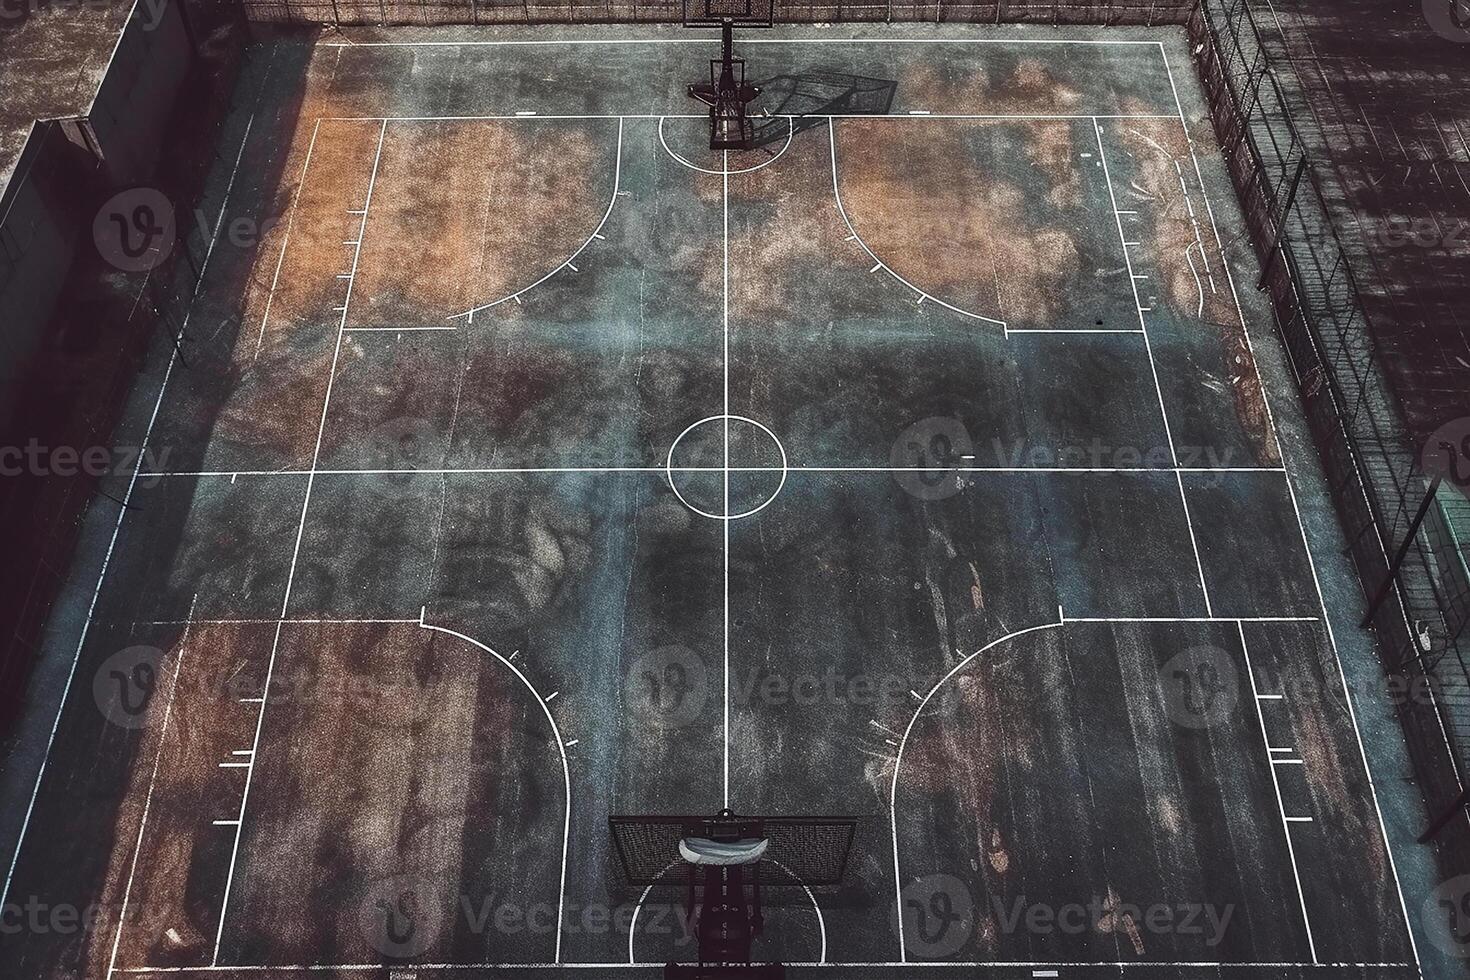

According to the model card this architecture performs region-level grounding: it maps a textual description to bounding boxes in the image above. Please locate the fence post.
[1361,475,1444,628]
[1420,785,1470,844]
[1257,155,1306,289]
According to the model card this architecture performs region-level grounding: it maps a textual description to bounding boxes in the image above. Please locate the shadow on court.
[749,70,898,146]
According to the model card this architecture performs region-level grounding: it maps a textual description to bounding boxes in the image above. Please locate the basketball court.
[0,19,1422,980]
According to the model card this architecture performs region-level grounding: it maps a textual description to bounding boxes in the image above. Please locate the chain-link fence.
[1188,0,1470,863]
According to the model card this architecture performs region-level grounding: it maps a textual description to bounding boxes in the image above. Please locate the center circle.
[665,414,788,521]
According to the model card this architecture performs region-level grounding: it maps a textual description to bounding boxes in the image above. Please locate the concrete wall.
[0,123,88,432]
[0,0,193,426]
[0,0,198,724]
[86,0,194,185]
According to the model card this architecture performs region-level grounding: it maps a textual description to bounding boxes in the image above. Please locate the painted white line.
[323,36,1166,48]
[2,108,258,921]
[135,464,1292,479]
[255,119,322,358]
[345,325,458,332]
[453,117,623,319]
[828,119,1007,330]
[104,623,190,980]
[320,112,1184,122]
[214,117,389,966]
[891,619,1065,959]
[723,151,732,811]
[658,115,794,175]
[1239,619,1317,963]
[1159,41,1423,965]
[1061,615,1318,624]
[1094,116,1212,616]
[1177,470,1214,617]
[112,960,1417,973]
[418,621,570,963]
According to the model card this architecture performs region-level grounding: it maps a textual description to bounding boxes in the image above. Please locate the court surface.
[0,23,1422,980]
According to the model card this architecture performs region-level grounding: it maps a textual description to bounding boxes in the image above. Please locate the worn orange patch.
[835,119,1082,328]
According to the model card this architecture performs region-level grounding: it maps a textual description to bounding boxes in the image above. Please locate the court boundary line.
[1157,42,1422,970]
[0,104,259,924]
[1236,621,1318,962]
[133,465,1292,479]
[113,961,1418,973]
[212,117,389,966]
[104,606,193,980]
[254,119,323,358]
[320,37,1169,48]
[451,117,624,321]
[1091,115,1213,618]
[322,113,1187,122]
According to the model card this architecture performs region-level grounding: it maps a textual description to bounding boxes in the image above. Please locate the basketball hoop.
[609,808,857,979]
[683,0,773,151]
